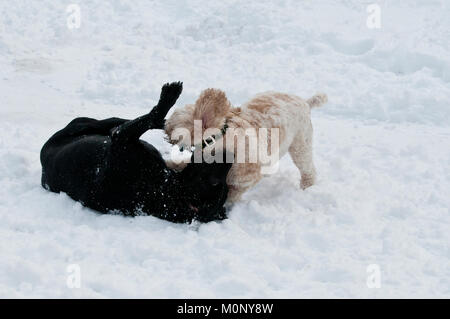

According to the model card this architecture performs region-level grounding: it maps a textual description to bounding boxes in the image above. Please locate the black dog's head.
[180,151,233,222]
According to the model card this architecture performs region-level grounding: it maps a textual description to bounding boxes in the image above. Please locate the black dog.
[40,82,232,223]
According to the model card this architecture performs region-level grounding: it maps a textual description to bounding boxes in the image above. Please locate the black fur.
[40,82,232,223]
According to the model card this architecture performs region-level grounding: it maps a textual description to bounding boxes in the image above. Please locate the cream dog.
[165,88,327,202]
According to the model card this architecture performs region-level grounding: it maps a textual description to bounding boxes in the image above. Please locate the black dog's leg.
[111,82,182,144]
[42,117,128,150]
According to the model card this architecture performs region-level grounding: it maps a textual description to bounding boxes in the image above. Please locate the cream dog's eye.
[179,145,185,152]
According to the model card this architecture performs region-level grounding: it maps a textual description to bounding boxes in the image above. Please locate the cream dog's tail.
[306,93,328,108]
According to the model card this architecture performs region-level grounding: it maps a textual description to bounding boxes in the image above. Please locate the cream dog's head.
[165,88,231,151]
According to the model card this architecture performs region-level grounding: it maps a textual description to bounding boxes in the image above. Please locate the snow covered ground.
[1,0,449,298]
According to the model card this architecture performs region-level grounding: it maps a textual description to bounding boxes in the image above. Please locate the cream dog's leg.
[226,163,262,202]
[289,121,316,189]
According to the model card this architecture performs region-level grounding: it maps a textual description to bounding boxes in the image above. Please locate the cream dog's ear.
[193,88,231,129]
[164,104,195,142]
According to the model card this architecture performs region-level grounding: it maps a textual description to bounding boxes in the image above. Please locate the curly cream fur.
[165,88,327,202]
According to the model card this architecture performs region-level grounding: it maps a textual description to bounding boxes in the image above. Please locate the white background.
[0,0,449,297]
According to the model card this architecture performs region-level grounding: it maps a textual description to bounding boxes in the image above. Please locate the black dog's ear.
[180,163,197,185]
[182,151,233,186]
[208,152,233,185]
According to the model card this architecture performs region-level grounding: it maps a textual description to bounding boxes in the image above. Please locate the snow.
[1,0,449,298]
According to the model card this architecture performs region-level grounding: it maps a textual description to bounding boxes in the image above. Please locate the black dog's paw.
[159,81,183,106]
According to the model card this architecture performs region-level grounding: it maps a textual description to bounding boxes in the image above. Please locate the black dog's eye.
[209,177,221,187]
